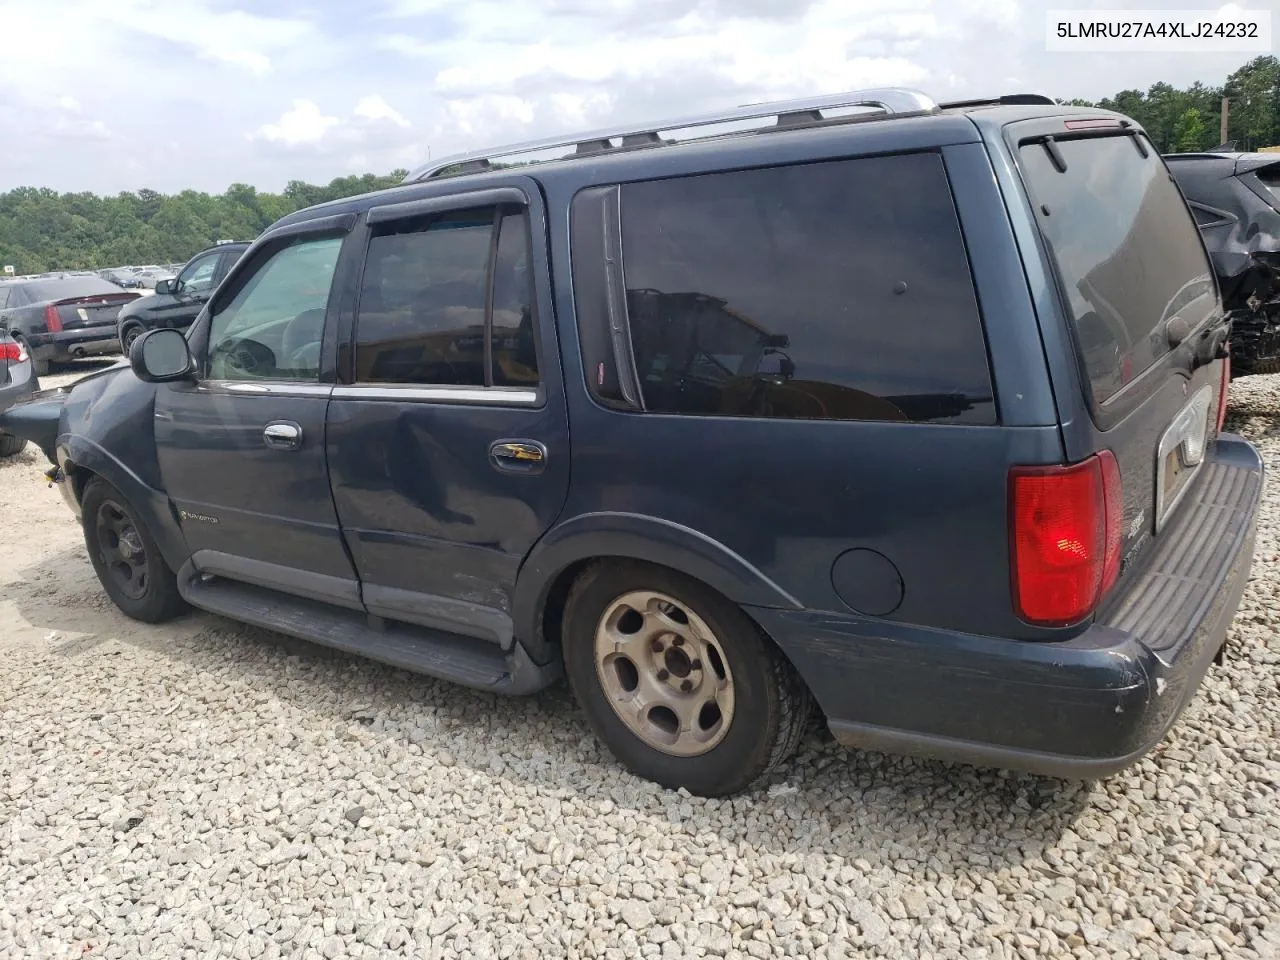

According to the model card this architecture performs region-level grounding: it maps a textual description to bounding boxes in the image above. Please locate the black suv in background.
[1165,152,1280,377]
[0,89,1262,796]
[115,242,249,355]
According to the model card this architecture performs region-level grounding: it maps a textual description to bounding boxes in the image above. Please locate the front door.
[155,221,362,608]
[325,181,570,646]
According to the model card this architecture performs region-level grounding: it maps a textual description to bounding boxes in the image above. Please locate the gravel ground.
[1,361,1277,960]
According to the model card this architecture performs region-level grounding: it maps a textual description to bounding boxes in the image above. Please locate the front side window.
[353,206,538,387]
[178,253,220,295]
[207,235,342,382]
[614,153,995,424]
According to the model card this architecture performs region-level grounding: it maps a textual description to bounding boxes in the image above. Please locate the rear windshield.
[12,277,122,304]
[1019,134,1217,404]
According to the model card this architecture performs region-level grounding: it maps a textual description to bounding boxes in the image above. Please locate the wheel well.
[535,555,814,695]
[64,462,94,507]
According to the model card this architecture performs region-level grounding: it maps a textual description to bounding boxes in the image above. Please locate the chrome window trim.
[199,379,333,397]
[332,383,542,405]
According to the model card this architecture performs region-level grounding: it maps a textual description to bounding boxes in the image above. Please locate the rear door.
[1010,121,1228,578]
[157,249,223,331]
[326,180,570,647]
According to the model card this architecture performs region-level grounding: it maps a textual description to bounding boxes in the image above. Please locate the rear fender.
[512,512,803,663]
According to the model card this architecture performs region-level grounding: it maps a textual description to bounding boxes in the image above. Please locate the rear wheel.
[81,478,187,623]
[0,432,27,457]
[562,560,810,796]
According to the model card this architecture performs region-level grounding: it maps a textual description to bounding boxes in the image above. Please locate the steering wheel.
[213,338,277,378]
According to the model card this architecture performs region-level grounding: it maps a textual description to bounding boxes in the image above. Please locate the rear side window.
[1018,135,1217,404]
[353,207,538,387]
[613,153,995,424]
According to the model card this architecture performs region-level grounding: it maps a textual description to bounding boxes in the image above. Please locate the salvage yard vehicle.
[0,275,141,375]
[115,242,250,356]
[1166,151,1280,378]
[0,329,37,457]
[0,88,1263,796]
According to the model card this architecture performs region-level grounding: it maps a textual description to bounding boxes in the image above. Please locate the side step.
[177,570,558,696]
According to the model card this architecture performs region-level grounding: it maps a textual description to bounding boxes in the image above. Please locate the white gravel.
[2,361,1278,960]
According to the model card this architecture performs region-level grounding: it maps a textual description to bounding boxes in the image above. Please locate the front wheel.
[81,478,188,623]
[120,324,143,357]
[562,561,810,797]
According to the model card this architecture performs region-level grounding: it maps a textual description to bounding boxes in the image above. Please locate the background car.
[1166,151,1280,376]
[115,242,249,355]
[0,275,141,375]
[0,329,37,456]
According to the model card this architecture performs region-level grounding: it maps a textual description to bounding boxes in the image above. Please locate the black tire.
[81,477,187,623]
[0,432,27,457]
[120,324,143,357]
[562,560,811,797]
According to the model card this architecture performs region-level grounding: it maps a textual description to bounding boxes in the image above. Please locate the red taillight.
[44,304,63,333]
[1010,452,1123,626]
[0,340,24,362]
[1215,356,1230,434]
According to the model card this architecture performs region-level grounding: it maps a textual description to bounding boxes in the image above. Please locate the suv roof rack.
[402,87,940,183]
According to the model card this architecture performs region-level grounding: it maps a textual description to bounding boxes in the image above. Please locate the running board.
[177,569,558,695]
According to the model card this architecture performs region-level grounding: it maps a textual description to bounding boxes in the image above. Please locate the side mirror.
[154,278,178,295]
[131,328,194,382]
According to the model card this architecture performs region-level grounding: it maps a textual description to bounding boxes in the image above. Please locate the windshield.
[1019,133,1217,404]
[17,278,124,303]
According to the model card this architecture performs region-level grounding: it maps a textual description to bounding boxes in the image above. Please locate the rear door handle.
[263,421,303,451]
[489,439,547,475]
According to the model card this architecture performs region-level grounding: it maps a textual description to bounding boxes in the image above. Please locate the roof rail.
[402,87,939,183]
[938,93,1057,109]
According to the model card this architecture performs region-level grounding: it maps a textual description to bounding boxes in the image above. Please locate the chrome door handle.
[489,439,547,475]
[263,421,302,451]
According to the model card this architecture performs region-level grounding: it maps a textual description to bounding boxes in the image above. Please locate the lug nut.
[657,669,670,682]
[651,639,664,653]
[673,636,685,647]
[680,679,693,692]
[690,659,702,670]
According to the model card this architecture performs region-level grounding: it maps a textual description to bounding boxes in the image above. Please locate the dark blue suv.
[1,89,1262,796]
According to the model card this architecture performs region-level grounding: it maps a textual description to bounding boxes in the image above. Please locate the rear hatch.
[47,292,140,330]
[1013,120,1229,586]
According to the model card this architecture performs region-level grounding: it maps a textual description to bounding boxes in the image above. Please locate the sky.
[0,0,1272,195]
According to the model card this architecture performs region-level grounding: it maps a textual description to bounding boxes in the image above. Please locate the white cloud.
[254,100,340,146]
[354,95,411,128]
[57,96,81,112]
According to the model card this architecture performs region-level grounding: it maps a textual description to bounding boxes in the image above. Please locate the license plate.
[1155,385,1213,532]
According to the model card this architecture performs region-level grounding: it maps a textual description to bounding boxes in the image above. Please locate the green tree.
[1173,107,1208,152]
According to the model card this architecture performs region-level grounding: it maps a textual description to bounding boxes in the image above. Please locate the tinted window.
[0,287,8,310]
[617,154,995,424]
[18,278,120,302]
[207,235,342,382]
[353,206,539,388]
[1019,135,1217,404]
[491,212,538,386]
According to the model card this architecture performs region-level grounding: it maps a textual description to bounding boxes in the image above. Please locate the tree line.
[1062,55,1279,155]
[2,56,1279,275]
[0,172,409,275]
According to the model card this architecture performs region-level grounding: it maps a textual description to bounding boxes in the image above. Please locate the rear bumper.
[757,434,1264,779]
[27,329,120,360]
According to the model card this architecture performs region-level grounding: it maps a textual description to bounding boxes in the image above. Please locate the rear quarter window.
[609,153,996,425]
